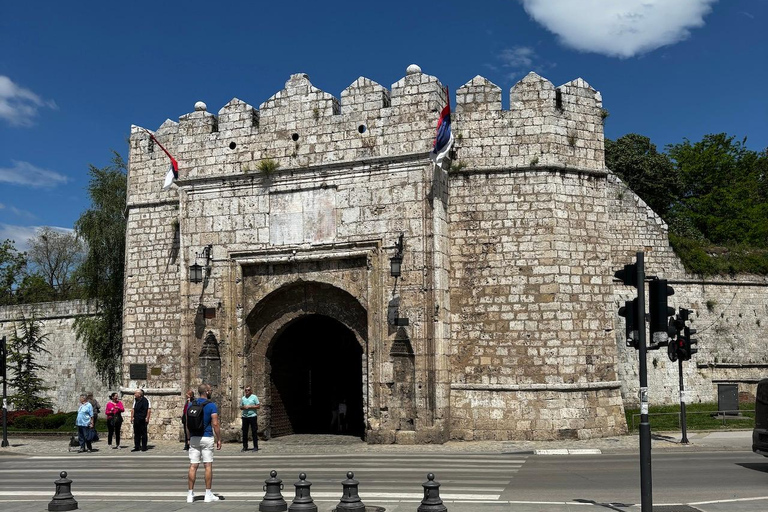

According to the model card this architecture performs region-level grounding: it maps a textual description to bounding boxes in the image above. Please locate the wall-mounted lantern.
[390,233,404,278]
[189,244,213,283]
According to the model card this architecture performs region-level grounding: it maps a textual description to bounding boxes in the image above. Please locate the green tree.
[26,227,84,300]
[0,239,27,306]
[8,314,52,411]
[73,152,127,387]
[605,134,679,217]
[667,134,768,247]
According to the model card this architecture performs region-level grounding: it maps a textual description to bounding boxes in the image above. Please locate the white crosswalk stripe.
[0,452,527,502]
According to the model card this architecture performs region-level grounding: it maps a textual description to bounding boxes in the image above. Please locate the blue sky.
[1,0,766,251]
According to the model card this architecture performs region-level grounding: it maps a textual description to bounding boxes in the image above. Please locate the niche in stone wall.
[199,330,221,386]
[391,329,416,430]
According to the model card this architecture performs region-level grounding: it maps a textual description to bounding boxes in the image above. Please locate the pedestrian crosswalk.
[0,452,528,502]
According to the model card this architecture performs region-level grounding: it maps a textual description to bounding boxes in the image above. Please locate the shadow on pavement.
[736,462,768,474]
[573,498,635,510]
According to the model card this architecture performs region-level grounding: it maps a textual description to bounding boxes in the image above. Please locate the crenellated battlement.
[128,65,605,204]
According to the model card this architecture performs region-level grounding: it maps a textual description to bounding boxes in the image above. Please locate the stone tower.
[123,65,626,443]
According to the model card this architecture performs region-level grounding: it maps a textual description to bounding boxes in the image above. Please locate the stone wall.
[0,300,110,412]
[606,174,768,407]
[121,64,766,443]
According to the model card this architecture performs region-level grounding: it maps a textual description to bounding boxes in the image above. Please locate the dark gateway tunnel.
[268,314,365,438]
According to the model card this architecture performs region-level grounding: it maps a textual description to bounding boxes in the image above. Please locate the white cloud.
[0,224,74,252]
[0,75,57,126]
[0,202,36,219]
[500,46,537,69]
[519,0,717,58]
[0,160,69,188]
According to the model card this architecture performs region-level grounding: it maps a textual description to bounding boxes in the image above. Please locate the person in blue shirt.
[186,384,221,503]
[76,394,94,453]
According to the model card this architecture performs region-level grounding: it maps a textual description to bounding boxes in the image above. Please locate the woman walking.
[76,394,94,453]
[105,392,125,449]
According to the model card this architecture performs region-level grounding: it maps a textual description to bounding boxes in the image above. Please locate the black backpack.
[185,400,211,436]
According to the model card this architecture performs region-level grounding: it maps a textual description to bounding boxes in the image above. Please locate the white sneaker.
[204,493,220,502]
[187,493,194,503]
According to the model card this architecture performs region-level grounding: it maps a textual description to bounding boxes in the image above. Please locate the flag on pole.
[429,87,454,166]
[146,131,179,190]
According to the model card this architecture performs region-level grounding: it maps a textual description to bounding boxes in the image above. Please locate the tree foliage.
[0,239,27,305]
[8,314,53,411]
[605,134,679,217]
[73,152,127,387]
[26,227,84,300]
[607,132,768,275]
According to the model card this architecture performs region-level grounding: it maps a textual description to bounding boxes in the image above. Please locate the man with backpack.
[185,384,222,503]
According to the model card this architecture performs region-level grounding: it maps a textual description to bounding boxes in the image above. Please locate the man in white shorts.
[186,384,222,503]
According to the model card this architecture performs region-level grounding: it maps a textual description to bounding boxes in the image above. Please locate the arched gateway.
[244,280,368,439]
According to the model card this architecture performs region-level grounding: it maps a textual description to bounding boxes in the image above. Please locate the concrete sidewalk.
[0,429,755,457]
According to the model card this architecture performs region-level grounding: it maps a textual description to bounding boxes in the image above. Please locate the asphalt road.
[1,448,767,511]
[504,450,768,506]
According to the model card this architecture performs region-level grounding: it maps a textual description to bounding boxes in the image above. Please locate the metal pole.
[2,335,8,447]
[636,252,652,512]
[679,358,689,444]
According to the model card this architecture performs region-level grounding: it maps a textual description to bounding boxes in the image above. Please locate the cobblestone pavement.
[0,429,754,457]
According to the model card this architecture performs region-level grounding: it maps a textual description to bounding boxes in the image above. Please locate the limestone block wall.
[0,300,110,412]
[606,175,768,406]
[121,200,183,440]
[448,170,626,440]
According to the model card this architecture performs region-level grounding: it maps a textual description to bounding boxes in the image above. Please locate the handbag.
[85,427,97,442]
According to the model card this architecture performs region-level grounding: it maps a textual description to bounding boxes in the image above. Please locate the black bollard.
[48,471,78,511]
[288,472,317,512]
[260,470,288,512]
[417,473,447,512]
[334,471,365,512]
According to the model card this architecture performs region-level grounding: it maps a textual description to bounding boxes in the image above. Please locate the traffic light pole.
[636,252,652,512]
[1,335,7,448]
[679,358,689,444]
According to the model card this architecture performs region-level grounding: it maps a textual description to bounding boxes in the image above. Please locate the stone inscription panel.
[269,187,337,245]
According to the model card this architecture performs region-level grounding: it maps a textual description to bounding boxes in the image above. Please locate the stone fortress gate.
[123,65,767,444]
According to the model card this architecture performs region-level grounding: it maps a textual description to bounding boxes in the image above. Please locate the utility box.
[718,384,739,415]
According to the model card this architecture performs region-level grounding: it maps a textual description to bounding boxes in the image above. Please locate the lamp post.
[189,245,212,283]
[389,233,404,278]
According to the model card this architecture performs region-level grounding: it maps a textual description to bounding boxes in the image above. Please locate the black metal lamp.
[389,233,404,278]
[189,245,212,283]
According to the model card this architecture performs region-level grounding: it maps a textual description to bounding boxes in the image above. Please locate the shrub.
[13,415,43,429]
[41,413,69,430]
[32,408,54,417]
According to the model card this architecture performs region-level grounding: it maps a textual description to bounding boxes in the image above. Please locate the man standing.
[186,384,221,503]
[239,386,260,452]
[130,389,151,452]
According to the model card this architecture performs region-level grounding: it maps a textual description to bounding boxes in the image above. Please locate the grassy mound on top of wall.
[624,402,755,432]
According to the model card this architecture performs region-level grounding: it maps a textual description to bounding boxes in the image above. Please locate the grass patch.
[669,234,768,276]
[624,401,755,432]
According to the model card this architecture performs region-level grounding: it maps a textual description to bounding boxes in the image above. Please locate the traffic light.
[683,326,698,360]
[614,263,638,287]
[649,279,675,344]
[619,298,640,349]
[668,336,683,362]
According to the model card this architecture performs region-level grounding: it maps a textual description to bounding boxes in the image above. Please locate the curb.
[534,448,602,455]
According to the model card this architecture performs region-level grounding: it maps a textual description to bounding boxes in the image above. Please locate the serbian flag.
[429,87,454,166]
[147,131,179,190]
